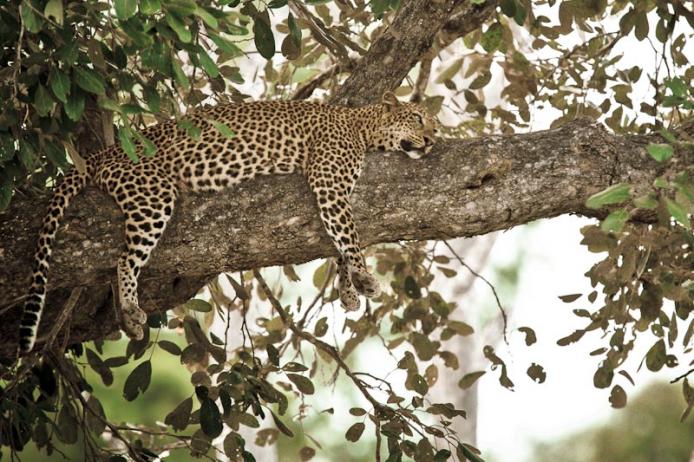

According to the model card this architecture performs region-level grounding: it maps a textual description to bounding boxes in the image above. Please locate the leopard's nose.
[424,136,435,146]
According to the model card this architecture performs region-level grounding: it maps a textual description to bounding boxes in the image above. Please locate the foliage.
[564,78,694,420]
[0,0,693,461]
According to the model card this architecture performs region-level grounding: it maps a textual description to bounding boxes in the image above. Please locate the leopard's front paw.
[339,284,360,312]
[351,270,382,299]
[121,301,146,340]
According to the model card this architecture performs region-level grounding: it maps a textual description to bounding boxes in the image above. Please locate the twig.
[252,269,384,411]
[412,50,434,103]
[443,240,509,343]
[39,286,83,352]
[292,62,353,100]
[288,0,353,64]
[671,368,694,384]
[12,11,25,102]
[48,351,145,462]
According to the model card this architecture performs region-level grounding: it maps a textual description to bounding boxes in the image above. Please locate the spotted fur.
[18,92,438,353]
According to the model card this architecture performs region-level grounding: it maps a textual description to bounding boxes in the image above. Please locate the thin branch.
[443,240,509,343]
[671,368,694,384]
[289,0,353,64]
[252,269,384,412]
[40,287,83,352]
[292,62,353,101]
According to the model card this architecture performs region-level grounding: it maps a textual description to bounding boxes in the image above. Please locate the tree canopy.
[0,1,692,461]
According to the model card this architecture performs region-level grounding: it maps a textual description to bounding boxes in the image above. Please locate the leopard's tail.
[18,169,89,353]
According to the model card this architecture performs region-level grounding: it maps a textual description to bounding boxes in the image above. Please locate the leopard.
[18,91,438,353]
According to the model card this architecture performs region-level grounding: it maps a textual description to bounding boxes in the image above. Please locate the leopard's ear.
[382,91,400,111]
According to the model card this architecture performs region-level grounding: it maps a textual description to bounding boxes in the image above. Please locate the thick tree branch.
[331,0,465,106]
[1,119,685,357]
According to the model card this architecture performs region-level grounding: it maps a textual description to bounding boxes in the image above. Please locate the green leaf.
[481,23,503,53]
[412,374,429,395]
[57,405,78,444]
[165,0,197,15]
[20,2,43,33]
[609,385,627,408]
[158,340,182,355]
[645,339,666,372]
[253,18,276,60]
[141,0,161,14]
[166,14,192,43]
[600,209,629,233]
[634,193,658,209]
[314,317,328,337]
[63,90,85,121]
[665,198,691,229]
[123,360,152,401]
[210,34,243,56]
[49,69,70,103]
[200,398,223,438]
[115,0,138,20]
[647,143,674,162]
[458,371,486,389]
[198,49,219,78]
[665,77,687,98]
[165,397,192,431]
[33,84,54,117]
[585,183,631,209]
[194,6,218,29]
[283,362,308,372]
[44,139,69,169]
[457,443,486,462]
[288,13,301,47]
[447,320,474,336]
[210,121,235,138]
[178,119,201,140]
[404,276,422,299]
[183,299,213,312]
[271,410,294,437]
[118,127,138,163]
[659,128,678,143]
[287,373,315,395]
[345,422,365,442]
[134,132,157,157]
[73,67,106,95]
[44,0,64,25]
[172,59,190,88]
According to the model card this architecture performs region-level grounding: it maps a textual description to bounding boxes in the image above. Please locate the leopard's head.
[373,92,439,159]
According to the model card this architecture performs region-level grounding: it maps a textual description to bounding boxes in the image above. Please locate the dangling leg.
[307,162,381,311]
[108,173,178,339]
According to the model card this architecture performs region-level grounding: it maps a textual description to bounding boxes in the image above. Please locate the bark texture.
[331,0,465,106]
[0,119,677,357]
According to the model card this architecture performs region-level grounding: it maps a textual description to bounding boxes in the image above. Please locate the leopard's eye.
[413,113,423,124]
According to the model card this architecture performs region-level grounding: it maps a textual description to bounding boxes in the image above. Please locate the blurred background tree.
[532,381,694,462]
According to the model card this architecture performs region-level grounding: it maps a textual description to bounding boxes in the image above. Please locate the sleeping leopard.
[18,91,438,353]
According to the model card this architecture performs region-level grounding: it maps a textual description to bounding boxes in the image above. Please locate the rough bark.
[331,0,467,106]
[0,119,680,357]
